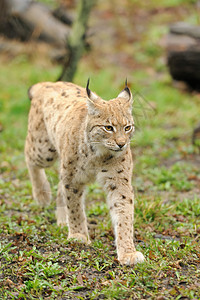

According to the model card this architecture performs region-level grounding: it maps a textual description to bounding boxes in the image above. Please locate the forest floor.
[0,0,200,299]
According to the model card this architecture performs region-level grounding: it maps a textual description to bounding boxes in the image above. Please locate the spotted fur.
[25,81,145,265]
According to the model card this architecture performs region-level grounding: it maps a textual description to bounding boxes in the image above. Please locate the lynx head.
[85,80,134,156]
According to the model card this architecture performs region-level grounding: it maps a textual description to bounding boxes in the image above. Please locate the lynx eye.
[125,125,132,132]
[104,125,114,132]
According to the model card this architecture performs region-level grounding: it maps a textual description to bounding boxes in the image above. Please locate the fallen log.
[192,123,200,149]
[0,0,70,46]
[166,22,200,91]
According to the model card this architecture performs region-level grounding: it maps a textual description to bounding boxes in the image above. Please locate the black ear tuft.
[86,78,91,97]
[28,86,33,101]
[124,78,131,97]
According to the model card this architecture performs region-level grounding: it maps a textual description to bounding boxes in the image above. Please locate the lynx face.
[86,84,134,156]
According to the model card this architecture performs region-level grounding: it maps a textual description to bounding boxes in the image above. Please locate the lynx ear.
[117,79,133,103]
[86,79,100,115]
[86,78,98,102]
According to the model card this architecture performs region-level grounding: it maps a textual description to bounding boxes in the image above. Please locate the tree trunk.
[58,0,96,82]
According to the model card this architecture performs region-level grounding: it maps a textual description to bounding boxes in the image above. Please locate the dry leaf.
[77,273,84,286]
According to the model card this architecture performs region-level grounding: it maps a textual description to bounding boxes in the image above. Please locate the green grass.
[0,1,200,299]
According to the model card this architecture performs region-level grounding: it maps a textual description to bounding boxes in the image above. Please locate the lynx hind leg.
[25,136,57,206]
[26,162,52,206]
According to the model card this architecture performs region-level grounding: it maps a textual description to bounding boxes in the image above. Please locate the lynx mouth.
[110,148,124,152]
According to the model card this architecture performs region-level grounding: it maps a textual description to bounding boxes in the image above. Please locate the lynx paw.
[68,233,91,245]
[56,206,68,226]
[118,251,145,266]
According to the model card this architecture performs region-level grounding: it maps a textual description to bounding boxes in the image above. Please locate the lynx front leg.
[56,182,68,226]
[107,186,145,265]
[62,182,90,244]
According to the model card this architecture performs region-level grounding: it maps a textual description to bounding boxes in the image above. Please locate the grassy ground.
[0,0,200,299]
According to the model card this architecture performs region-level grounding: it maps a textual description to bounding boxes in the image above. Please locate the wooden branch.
[58,0,96,82]
[53,6,73,26]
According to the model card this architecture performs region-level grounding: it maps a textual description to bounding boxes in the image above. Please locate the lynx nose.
[117,142,125,149]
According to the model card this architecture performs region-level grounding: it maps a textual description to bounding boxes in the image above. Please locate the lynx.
[25,80,145,265]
